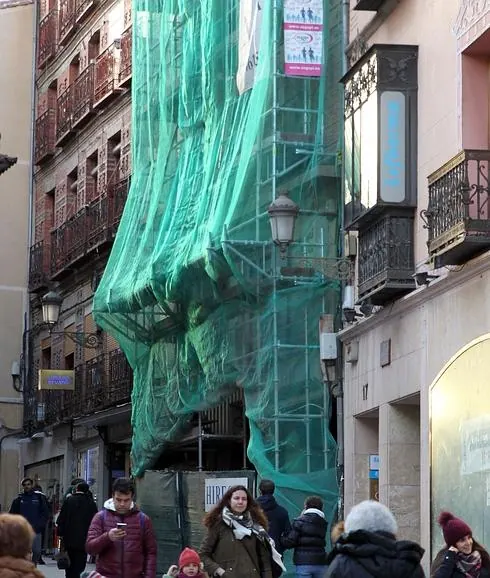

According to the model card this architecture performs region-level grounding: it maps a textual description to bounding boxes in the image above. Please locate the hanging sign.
[284,0,323,77]
[237,0,263,94]
[38,369,75,391]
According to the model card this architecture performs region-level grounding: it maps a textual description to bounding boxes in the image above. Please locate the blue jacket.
[257,494,291,554]
[10,490,49,533]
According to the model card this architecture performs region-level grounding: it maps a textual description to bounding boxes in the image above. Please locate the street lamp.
[41,290,102,349]
[268,190,299,258]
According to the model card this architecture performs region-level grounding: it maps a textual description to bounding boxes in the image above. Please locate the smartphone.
[116,523,127,529]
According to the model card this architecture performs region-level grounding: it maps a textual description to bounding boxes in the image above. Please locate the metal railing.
[72,64,95,126]
[119,26,132,86]
[28,241,50,290]
[95,43,120,104]
[35,109,56,163]
[38,9,58,68]
[56,85,73,143]
[58,0,76,44]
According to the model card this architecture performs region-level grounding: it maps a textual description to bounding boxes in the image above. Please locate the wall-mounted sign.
[284,0,323,77]
[369,454,380,470]
[204,477,249,512]
[38,369,75,391]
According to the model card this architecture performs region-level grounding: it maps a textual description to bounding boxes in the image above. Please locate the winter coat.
[200,521,273,578]
[0,556,45,578]
[57,491,98,550]
[85,498,157,578]
[257,496,291,554]
[9,491,49,534]
[431,549,490,578]
[281,508,327,566]
[326,529,425,578]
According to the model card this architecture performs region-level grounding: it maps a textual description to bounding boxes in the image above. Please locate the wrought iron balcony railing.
[75,0,97,22]
[28,240,50,291]
[56,85,73,145]
[38,9,58,69]
[119,26,132,87]
[109,176,130,230]
[422,149,490,266]
[58,0,77,45]
[35,109,56,164]
[72,63,95,127]
[357,212,415,305]
[94,43,122,105]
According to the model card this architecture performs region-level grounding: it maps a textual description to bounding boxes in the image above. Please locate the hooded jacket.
[0,556,45,578]
[281,508,327,566]
[9,491,49,534]
[326,530,425,578]
[85,498,157,578]
[57,490,98,550]
[256,495,291,554]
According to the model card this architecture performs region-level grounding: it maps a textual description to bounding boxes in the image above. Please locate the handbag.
[56,548,71,570]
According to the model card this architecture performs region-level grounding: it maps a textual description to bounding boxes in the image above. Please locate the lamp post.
[41,290,102,349]
[268,190,299,258]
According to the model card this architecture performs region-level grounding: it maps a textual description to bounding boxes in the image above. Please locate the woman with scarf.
[200,485,285,578]
[432,511,490,578]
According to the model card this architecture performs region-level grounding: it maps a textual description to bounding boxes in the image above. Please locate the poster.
[284,0,323,77]
[237,0,263,94]
[204,477,249,511]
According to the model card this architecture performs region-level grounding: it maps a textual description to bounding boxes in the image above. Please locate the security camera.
[413,271,438,286]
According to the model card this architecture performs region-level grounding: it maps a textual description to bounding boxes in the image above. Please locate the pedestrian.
[85,477,157,578]
[257,480,291,554]
[0,513,44,578]
[57,482,98,578]
[200,485,285,578]
[31,486,48,566]
[326,500,425,578]
[281,495,328,578]
[431,511,490,578]
[163,547,208,578]
[9,478,49,567]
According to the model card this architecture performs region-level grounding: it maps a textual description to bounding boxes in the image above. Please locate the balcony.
[38,10,57,69]
[56,85,73,145]
[72,64,95,128]
[119,26,132,87]
[109,176,130,230]
[94,43,122,106]
[37,350,133,427]
[423,150,490,266]
[35,109,56,164]
[51,195,111,277]
[357,212,416,305]
[58,0,77,45]
[75,0,97,23]
[28,240,50,291]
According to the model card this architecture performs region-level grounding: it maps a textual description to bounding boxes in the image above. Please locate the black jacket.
[432,549,490,578]
[326,530,425,578]
[57,491,98,550]
[281,508,327,565]
[257,495,291,554]
[10,491,49,533]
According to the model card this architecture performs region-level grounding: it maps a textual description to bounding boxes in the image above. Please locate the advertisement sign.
[237,0,263,94]
[284,0,323,77]
[204,477,249,511]
[38,369,75,391]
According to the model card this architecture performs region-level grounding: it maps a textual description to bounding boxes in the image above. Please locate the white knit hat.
[345,500,398,535]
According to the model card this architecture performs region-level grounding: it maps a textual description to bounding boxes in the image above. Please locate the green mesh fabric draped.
[94,0,343,517]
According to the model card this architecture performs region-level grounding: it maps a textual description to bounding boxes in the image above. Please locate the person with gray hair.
[325,500,425,578]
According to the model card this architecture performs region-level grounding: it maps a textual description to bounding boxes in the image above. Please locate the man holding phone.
[86,478,157,578]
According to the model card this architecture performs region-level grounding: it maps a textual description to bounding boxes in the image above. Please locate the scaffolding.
[94,0,344,517]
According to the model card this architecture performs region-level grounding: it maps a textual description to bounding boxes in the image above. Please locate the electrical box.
[320,333,337,361]
[346,340,359,363]
[343,232,357,257]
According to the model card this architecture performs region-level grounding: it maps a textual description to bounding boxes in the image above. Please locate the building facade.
[23,0,133,526]
[0,0,34,512]
[340,0,490,560]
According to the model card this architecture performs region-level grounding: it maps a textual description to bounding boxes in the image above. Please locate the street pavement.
[38,559,95,578]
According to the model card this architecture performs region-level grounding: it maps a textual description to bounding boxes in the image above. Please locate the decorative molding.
[454,0,490,37]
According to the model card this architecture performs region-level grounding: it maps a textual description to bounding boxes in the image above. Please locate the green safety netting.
[94,0,343,517]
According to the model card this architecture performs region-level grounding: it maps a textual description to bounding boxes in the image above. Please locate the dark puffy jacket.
[85,500,157,578]
[57,491,98,550]
[431,548,490,578]
[281,508,327,566]
[9,491,49,534]
[326,530,425,578]
[257,495,291,554]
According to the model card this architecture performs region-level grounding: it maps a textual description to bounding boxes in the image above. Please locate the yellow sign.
[38,369,75,391]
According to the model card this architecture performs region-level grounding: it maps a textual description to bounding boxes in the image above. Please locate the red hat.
[179,548,201,569]
[438,511,472,546]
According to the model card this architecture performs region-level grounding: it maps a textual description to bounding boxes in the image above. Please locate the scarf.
[221,507,286,571]
[456,551,482,578]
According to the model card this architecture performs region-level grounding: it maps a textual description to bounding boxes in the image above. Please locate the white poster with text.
[237,0,263,94]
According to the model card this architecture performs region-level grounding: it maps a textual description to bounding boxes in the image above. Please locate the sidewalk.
[38,559,95,578]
